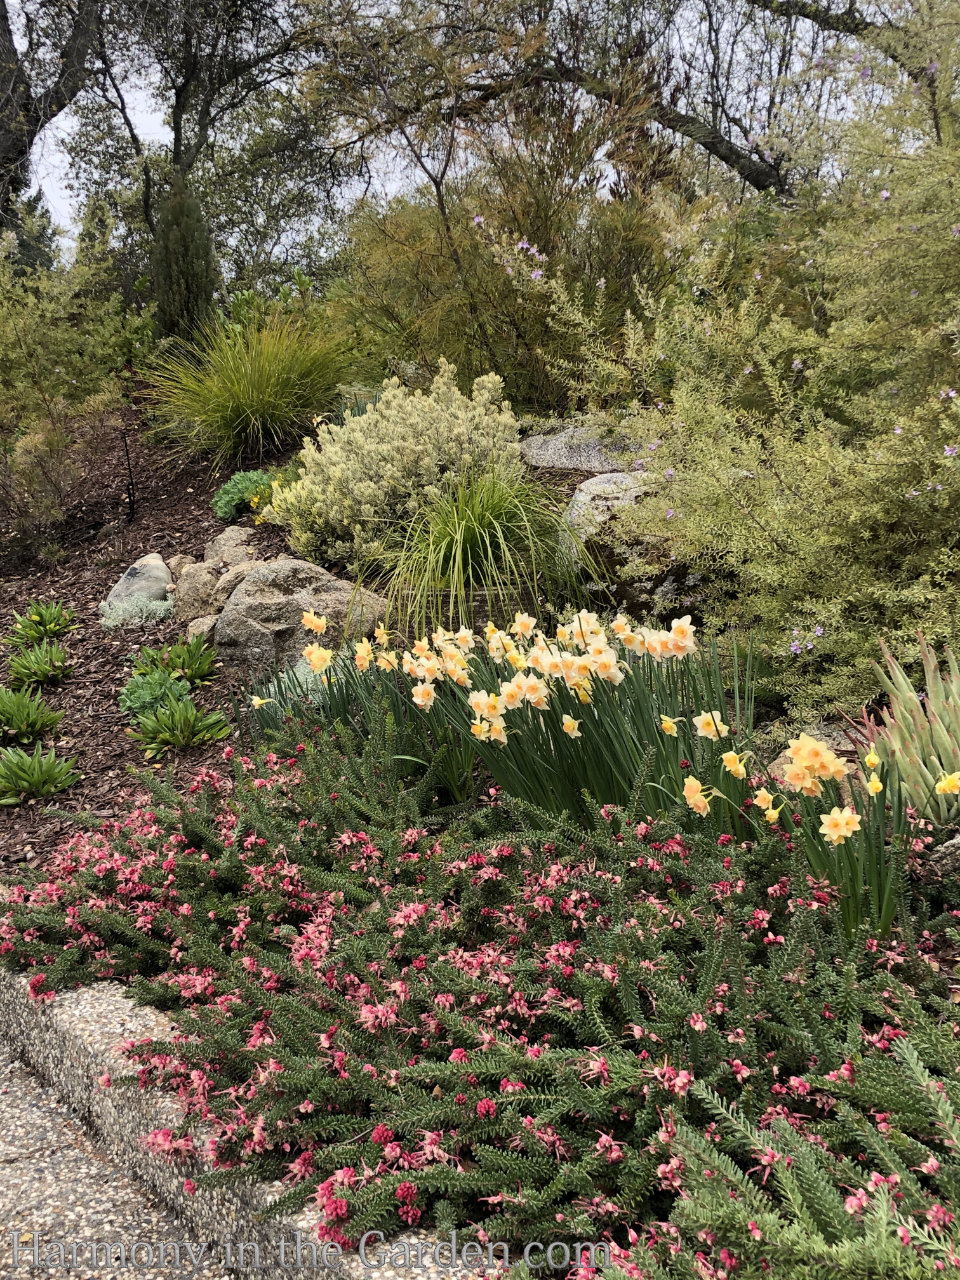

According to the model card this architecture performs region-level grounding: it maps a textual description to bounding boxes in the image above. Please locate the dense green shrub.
[149,315,348,466]
[211,468,274,521]
[267,360,520,567]
[0,229,147,434]
[151,177,218,341]
[0,687,63,746]
[382,463,590,631]
[613,368,960,714]
[0,743,78,804]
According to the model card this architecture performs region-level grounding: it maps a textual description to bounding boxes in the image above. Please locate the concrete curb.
[0,969,329,1279]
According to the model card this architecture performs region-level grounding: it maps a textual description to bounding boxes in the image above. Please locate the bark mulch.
[0,412,288,868]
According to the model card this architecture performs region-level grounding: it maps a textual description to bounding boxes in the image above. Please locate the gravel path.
[0,1043,229,1280]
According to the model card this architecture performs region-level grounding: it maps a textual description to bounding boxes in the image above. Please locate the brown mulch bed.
[0,412,288,868]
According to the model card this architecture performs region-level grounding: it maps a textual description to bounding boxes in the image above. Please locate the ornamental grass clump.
[149,316,347,467]
[381,463,592,633]
[0,731,952,1259]
[266,360,520,568]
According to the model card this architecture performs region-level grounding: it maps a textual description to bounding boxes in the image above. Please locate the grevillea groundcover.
[2,719,960,1277]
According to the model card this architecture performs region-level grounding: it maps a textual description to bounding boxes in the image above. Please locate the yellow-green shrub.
[266,360,520,567]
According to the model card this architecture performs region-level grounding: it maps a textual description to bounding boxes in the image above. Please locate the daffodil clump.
[297,606,757,828]
[289,609,913,936]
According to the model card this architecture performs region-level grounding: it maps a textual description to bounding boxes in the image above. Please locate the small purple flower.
[945,445,958,456]
[806,642,814,650]
[649,439,662,452]
[791,359,803,371]
[790,641,803,655]
[473,215,485,225]
[792,628,799,636]
[743,366,754,374]
[665,468,675,478]
[665,509,676,519]
[880,189,890,200]
[814,626,823,636]
[517,239,530,250]
[530,269,543,280]
[894,427,902,434]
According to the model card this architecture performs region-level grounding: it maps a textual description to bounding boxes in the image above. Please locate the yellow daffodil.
[693,710,729,740]
[660,715,678,737]
[764,805,782,825]
[250,696,275,709]
[302,610,327,635]
[374,624,389,646]
[303,644,333,673]
[686,773,711,814]
[721,750,747,780]
[354,639,374,672]
[511,611,537,638]
[411,682,436,711]
[753,787,775,811]
[562,714,581,739]
[864,747,880,770]
[377,651,399,671]
[936,772,960,795]
[819,805,862,845]
[867,772,883,796]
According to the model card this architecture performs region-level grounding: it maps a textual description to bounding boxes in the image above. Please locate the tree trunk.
[0,0,99,224]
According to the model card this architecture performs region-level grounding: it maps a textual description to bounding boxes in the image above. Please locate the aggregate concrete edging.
[0,971,474,1280]
[0,969,331,1280]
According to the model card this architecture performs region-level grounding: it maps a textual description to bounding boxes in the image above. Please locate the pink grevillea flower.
[26,973,53,1002]
[844,1188,870,1215]
[476,1098,497,1118]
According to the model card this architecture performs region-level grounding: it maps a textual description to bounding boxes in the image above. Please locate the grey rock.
[211,560,267,608]
[186,613,219,643]
[103,553,171,609]
[166,553,196,580]
[173,561,218,623]
[214,556,386,671]
[203,525,256,567]
[929,833,960,879]
[565,472,652,539]
[521,425,635,473]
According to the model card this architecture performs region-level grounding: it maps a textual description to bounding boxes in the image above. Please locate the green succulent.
[6,641,73,690]
[3,600,77,646]
[128,695,231,760]
[0,687,63,746]
[0,744,79,805]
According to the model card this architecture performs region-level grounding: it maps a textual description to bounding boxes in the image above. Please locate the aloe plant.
[870,636,960,822]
